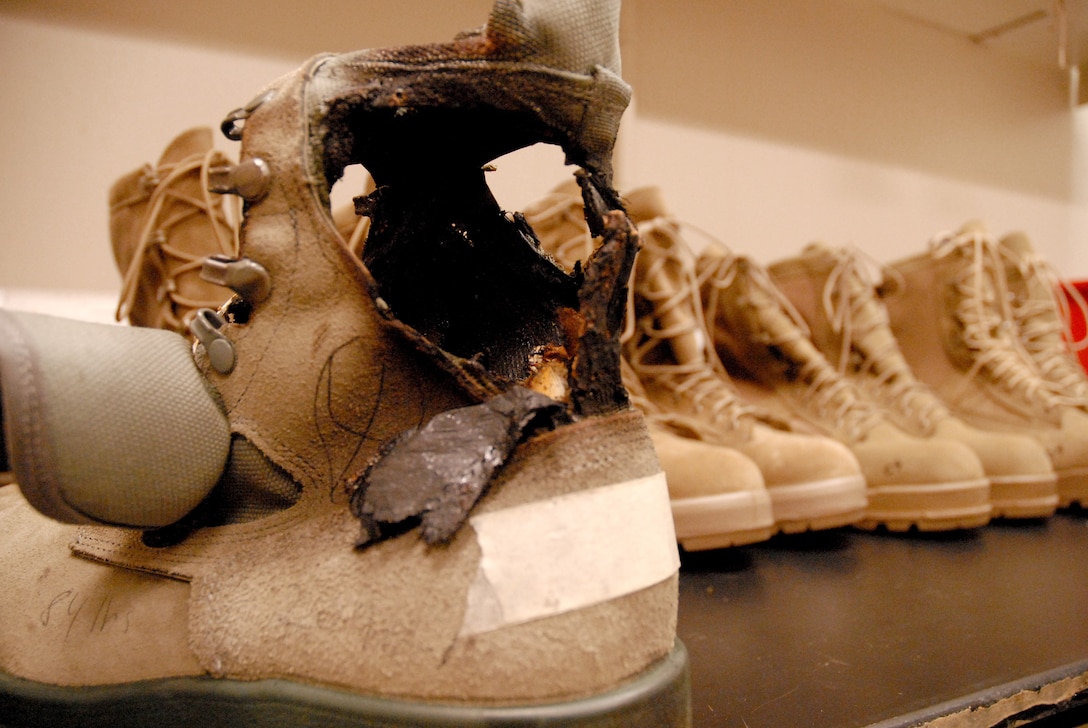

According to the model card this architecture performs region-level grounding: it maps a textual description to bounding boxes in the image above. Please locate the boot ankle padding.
[200,435,301,525]
[0,310,230,528]
[142,434,303,546]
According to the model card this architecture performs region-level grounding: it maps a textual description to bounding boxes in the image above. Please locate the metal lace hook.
[190,308,236,374]
[220,89,275,141]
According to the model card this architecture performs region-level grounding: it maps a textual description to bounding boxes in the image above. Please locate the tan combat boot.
[697,247,992,531]
[109,127,238,333]
[770,243,1057,518]
[885,223,1088,510]
[1000,231,1088,408]
[623,360,776,551]
[527,184,868,535]
[0,2,689,724]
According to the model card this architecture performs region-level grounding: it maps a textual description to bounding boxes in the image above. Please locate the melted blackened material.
[360,171,577,385]
[349,386,571,547]
[325,101,636,547]
[569,200,639,416]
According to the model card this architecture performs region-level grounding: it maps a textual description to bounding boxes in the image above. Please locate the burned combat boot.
[770,243,1057,519]
[698,246,992,532]
[0,1,689,725]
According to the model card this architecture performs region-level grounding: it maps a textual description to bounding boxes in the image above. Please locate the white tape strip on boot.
[459,471,678,636]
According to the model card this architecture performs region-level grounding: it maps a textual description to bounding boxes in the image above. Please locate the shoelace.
[523,188,758,434]
[700,250,881,442]
[624,218,755,435]
[344,215,372,257]
[619,356,739,440]
[521,190,596,269]
[821,246,947,433]
[1001,245,1088,404]
[930,228,1056,409]
[114,149,239,329]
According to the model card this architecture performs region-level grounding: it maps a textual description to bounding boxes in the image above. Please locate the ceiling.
[0,0,495,60]
[871,0,1086,76]
[2,0,1085,100]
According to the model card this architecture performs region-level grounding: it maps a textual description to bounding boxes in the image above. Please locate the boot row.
[526,184,1087,552]
[97,132,1088,553]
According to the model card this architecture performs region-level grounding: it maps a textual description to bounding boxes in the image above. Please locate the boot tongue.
[739,255,809,350]
[1000,231,1034,258]
[801,241,836,261]
[956,219,990,237]
[625,187,669,225]
[628,190,706,367]
[157,127,214,167]
[730,255,882,437]
[822,249,949,422]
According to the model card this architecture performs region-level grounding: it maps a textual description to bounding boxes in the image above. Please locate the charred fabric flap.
[345,172,636,548]
[318,5,637,547]
[349,386,570,547]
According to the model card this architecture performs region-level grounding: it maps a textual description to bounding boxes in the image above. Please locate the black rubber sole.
[0,640,690,728]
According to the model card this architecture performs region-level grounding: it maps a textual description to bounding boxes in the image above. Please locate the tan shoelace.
[1001,244,1088,406]
[820,247,948,433]
[113,149,238,330]
[522,190,597,269]
[930,229,1057,410]
[625,218,755,436]
[700,250,881,443]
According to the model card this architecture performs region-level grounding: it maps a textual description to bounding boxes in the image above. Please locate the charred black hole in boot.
[322,103,583,386]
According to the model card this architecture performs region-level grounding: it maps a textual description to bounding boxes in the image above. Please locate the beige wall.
[0,15,296,292]
[617,0,1086,272]
[1,0,1086,297]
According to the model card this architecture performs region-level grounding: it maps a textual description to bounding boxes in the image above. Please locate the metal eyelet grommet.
[220,89,275,141]
[190,308,236,375]
[207,158,271,203]
[201,256,271,304]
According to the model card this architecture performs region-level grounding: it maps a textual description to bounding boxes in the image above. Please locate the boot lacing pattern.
[524,192,758,437]
[1002,245,1088,406]
[821,247,948,434]
[616,357,725,441]
[931,229,1056,410]
[113,149,239,330]
[521,190,596,267]
[701,251,880,443]
[625,218,757,437]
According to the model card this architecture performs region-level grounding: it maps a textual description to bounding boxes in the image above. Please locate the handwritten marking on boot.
[40,589,131,641]
[313,337,427,499]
